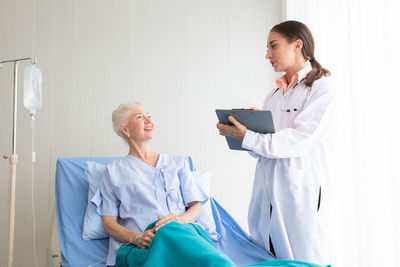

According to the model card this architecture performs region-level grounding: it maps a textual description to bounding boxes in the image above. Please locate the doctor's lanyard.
[271,77,313,112]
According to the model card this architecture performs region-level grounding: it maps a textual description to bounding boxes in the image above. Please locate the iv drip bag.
[24,65,42,118]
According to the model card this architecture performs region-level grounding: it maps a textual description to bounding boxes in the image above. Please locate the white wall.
[0,0,282,266]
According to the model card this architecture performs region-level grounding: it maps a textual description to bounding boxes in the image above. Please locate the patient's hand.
[134,228,156,249]
[154,202,200,232]
[154,213,183,232]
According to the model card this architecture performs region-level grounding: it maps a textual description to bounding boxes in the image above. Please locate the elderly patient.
[94,103,234,267]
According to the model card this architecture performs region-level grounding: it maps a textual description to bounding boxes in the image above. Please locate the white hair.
[112,102,140,139]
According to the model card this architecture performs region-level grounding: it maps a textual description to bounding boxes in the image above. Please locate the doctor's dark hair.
[271,20,330,87]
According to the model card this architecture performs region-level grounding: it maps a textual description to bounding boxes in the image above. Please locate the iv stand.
[0,57,37,267]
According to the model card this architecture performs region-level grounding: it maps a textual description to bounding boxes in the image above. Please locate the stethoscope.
[271,77,312,113]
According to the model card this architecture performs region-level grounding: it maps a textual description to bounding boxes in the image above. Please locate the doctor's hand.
[250,106,262,111]
[216,116,247,141]
[132,228,155,249]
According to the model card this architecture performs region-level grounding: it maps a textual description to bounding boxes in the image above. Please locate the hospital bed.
[55,157,275,267]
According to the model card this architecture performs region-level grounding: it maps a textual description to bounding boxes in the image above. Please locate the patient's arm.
[178,201,201,224]
[103,216,155,249]
[154,201,201,232]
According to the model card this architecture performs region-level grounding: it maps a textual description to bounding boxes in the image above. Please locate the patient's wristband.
[131,232,143,246]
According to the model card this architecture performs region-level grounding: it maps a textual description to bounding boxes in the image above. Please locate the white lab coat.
[242,76,334,265]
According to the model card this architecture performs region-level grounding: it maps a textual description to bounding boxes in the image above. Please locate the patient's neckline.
[127,153,162,169]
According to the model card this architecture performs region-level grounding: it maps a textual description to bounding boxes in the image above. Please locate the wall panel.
[0,1,282,265]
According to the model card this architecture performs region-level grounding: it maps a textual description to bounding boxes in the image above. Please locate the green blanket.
[116,221,330,267]
[116,221,235,267]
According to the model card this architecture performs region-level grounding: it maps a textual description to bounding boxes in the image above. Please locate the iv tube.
[31,119,38,267]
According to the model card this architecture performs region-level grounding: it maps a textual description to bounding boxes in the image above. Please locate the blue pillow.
[191,170,220,242]
[82,161,108,240]
[82,161,219,242]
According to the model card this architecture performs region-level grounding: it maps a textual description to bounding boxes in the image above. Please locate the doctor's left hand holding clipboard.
[215,108,275,151]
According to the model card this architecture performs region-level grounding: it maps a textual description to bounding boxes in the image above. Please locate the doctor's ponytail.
[271,20,330,87]
[306,56,330,87]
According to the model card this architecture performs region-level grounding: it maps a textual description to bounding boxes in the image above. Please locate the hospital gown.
[91,154,208,266]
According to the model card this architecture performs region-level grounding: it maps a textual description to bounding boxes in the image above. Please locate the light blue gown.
[91,154,208,266]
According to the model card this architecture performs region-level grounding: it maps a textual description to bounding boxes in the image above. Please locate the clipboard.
[216,109,275,151]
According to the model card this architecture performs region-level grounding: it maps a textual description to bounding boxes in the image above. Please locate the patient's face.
[125,105,154,142]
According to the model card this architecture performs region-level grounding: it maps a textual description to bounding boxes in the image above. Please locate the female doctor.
[216,20,334,265]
